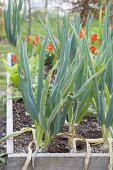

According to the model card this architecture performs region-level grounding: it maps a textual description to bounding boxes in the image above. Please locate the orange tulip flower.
[79,28,85,39]
[46,43,54,52]
[79,31,84,38]
[35,35,40,44]
[27,35,31,43]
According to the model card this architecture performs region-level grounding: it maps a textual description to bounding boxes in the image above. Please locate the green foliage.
[4,0,25,46]
[47,14,101,127]
[92,2,113,139]
[0,153,6,165]
[46,3,113,143]
[0,2,4,40]
[3,59,19,88]
[17,13,106,148]
[2,53,39,91]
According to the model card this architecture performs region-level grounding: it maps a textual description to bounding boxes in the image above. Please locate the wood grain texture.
[7,153,110,170]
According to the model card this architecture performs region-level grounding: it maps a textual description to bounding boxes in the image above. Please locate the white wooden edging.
[6,53,14,154]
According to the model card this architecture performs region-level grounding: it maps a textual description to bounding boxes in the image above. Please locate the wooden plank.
[7,153,110,170]
[6,53,14,154]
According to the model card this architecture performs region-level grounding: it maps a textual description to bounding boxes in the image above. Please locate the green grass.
[91,18,100,34]
[22,15,58,37]
[0,40,14,77]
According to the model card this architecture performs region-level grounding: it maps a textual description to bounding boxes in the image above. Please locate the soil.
[13,100,108,154]
[0,99,109,169]
[0,116,7,170]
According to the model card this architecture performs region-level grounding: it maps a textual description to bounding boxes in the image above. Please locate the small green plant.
[2,52,39,91]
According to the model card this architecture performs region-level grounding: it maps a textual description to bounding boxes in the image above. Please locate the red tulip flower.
[90,45,97,54]
[35,35,40,44]
[12,54,17,62]
[91,34,98,41]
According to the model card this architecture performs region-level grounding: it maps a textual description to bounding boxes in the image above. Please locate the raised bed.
[6,54,110,170]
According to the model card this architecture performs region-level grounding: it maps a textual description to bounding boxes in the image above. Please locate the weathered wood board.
[7,153,110,170]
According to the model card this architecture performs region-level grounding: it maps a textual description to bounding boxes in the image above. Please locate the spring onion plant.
[16,13,106,151]
[95,2,113,141]
[44,2,113,153]
[45,14,108,151]
[4,0,26,46]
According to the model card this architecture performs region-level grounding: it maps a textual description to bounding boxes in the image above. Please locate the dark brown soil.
[12,100,108,154]
[0,116,7,170]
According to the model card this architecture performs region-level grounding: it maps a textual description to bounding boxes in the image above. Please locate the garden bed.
[6,54,110,170]
[13,100,107,154]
